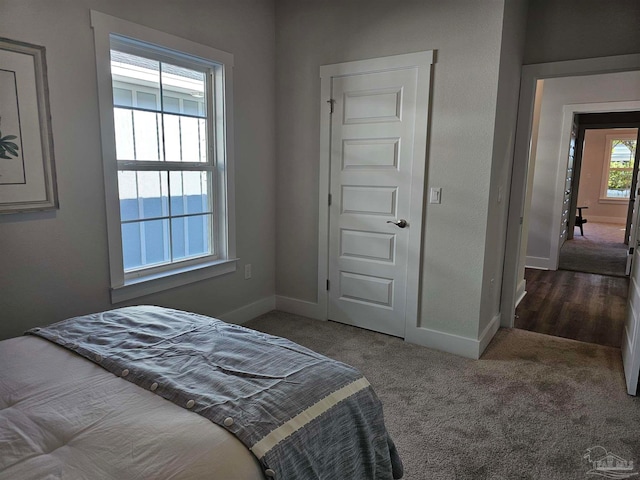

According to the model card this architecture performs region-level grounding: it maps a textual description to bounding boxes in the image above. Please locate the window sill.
[599,198,629,205]
[111,258,238,304]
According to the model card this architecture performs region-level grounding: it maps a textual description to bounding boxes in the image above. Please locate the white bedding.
[0,336,264,480]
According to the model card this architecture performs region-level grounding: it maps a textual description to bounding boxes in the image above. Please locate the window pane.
[162,115,208,163]
[133,111,162,161]
[114,108,134,160]
[181,116,201,162]
[171,214,211,261]
[114,109,164,161]
[137,92,158,110]
[611,140,636,167]
[607,139,637,198]
[163,96,180,114]
[118,171,138,221]
[163,114,182,162]
[183,99,200,116]
[170,171,210,215]
[122,218,170,271]
[607,169,633,198]
[111,50,161,112]
[160,62,207,163]
[199,119,207,163]
[160,62,206,117]
[113,87,133,107]
[118,171,168,221]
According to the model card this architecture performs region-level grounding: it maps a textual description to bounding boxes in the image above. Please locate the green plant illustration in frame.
[0,118,20,160]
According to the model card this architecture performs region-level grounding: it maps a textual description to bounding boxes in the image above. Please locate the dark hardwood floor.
[515,268,628,348]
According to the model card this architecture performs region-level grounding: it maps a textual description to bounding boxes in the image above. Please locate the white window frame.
[599,133,637,204]
[91,11,236,303]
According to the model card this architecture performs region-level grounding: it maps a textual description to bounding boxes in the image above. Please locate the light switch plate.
[429,187,441,204]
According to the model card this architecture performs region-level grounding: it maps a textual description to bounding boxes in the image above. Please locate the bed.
[0,306,402,479]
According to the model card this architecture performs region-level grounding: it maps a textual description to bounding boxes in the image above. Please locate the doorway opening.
[501,55,640,395]
[515,114,640,348]
[559,119,640,279]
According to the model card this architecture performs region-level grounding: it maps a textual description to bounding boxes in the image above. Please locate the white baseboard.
[525,256,551,270]
[478,313,501,357]
[218,296,276,325]
[515,279,527,307]
[406,313,501,360]
[405,327,480,359]
[273,296,502,359]
[275,295,325,320]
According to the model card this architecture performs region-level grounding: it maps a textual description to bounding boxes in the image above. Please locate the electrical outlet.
[244,264,252,279]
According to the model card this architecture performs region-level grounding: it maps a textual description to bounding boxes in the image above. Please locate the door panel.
[340,229,395,262]
[623,230,640,395]
[341,185,397,215]
[624,144,640,395]
[328,68,420,337]
[342,138,399,169]
[343,88,402,123]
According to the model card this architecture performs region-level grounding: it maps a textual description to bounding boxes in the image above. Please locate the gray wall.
[479,0,528,336]
[524,0,640,64]
[0,0,276,340]
[275,0,510,339]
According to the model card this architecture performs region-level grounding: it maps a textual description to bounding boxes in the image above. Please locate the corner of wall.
[275,296,325,320]
[218,296,276,324]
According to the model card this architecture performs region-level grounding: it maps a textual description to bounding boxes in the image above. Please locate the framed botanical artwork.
[0,37,58,213]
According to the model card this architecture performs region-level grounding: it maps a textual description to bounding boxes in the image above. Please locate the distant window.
[601,134,637,201]
[92,11,236,303]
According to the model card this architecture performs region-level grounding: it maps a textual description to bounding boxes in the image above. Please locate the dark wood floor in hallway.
[515,268,628,348]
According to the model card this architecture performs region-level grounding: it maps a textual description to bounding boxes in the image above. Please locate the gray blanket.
[27,306,403,480]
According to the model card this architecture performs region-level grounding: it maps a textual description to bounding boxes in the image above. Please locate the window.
[92,12,236,303]
[601,133,637,201]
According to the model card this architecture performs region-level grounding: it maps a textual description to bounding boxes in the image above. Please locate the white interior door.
[623,190,640,395]
[325,56,430,338]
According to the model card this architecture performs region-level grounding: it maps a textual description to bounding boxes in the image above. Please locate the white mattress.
[0,336,264,480]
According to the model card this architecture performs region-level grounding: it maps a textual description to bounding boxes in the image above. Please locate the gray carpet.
[245,311,640,480]
[559,222,627,277]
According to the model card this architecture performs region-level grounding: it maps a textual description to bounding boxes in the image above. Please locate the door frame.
[317,51,433,339]
[566,118,585,241]
[501,53,640,328]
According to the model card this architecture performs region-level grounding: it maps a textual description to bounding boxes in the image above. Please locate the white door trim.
[317,51,433,336]
[501,53,640,328]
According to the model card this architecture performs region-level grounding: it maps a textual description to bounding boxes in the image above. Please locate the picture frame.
[0,37,58,214]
